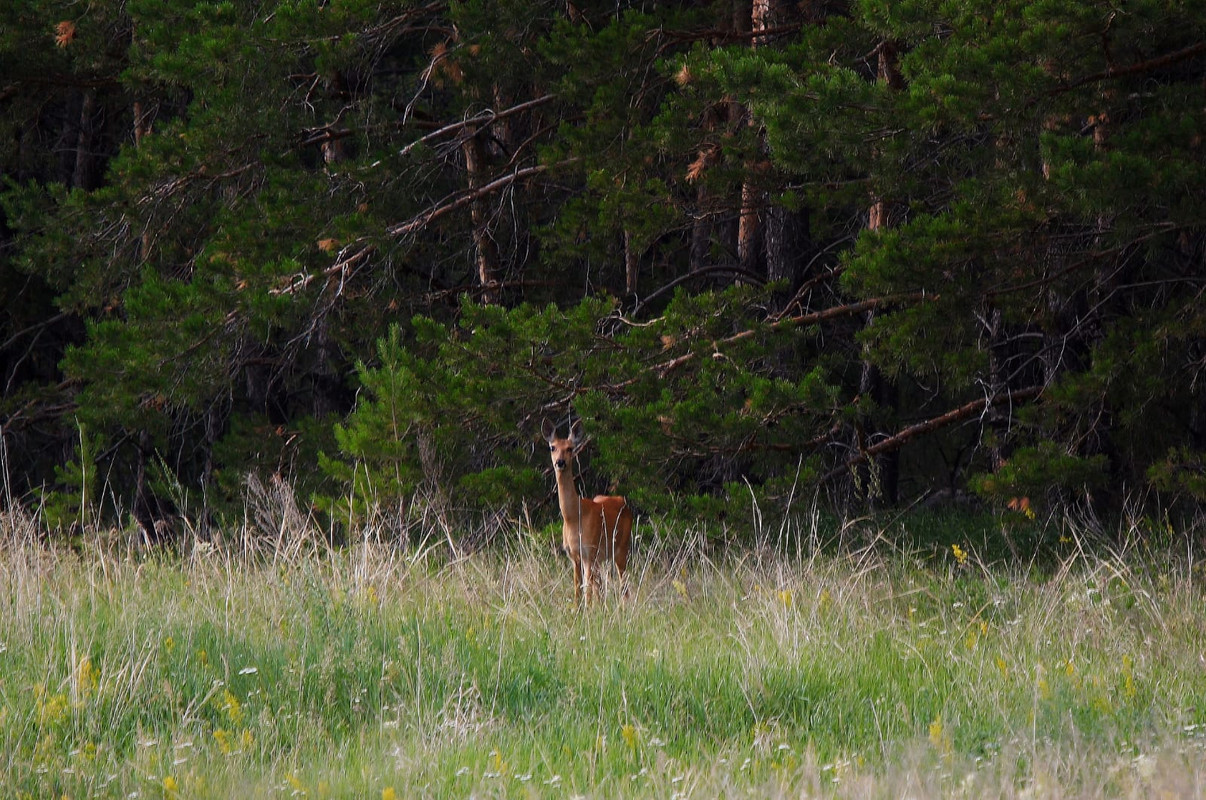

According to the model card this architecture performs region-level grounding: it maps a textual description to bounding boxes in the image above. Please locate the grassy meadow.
[2,502,1205,799]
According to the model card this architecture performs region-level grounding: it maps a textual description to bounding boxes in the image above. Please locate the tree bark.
[765,204,809,309]
[623,229,640,296]
[461,128,502,303]
[852,40,904,507]
[72,90,97,190]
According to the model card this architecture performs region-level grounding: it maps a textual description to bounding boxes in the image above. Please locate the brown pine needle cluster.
[54,20,76,48]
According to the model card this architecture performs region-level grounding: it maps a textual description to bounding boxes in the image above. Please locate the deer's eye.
[549,445,555,452]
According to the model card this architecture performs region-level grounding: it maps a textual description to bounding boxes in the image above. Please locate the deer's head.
[542,418,584,473]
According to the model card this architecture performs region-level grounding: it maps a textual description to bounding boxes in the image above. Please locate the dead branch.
[629,264,767,317]
[819,385,1044,485]
[1051,41,1206,96]
[386,160,567,238]
[272,158,577,296]
[397,93,557,160]
[654,292,932,378]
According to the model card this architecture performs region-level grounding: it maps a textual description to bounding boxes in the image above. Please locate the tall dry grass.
[1,486,1205,798]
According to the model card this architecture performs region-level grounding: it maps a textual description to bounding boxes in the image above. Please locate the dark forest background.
[2,0,1203,542]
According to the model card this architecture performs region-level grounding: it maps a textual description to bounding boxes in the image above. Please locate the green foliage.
[322,300,619,524]
[37,422,103,533]
[324,287,841,525]
[3,0,1206,535]
[971,441,1107,502]
[709,0,1206,514]
[1148,447,1206,503]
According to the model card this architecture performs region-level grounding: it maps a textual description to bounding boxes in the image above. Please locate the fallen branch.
[396,93,557,160]
[387,160,566,238]
[654,292,931,378]
[819,385,1044,485]
[1051,41,1206,96]
[273,158,576,296]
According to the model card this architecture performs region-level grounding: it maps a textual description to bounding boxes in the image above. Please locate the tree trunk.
[735,0,777,277]
[689,189,712,273]
[984,306,1009,470]
[623,229,640,296]
[765,204,809,310]
[756,0,809,306]
[852,40,904,507]
[462,129,502,303]
[737,177,764,275]
[72,90,97,190]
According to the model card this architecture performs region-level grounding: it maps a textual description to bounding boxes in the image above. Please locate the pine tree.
[729,0,1206,511]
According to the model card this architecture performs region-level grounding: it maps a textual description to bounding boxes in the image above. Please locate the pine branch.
[1051,41,1206,95]
[653,292,932,378]
[386,161,566,238]
[819,385,1044,485]
[630,264,767,317]
[396,93,558,160]
[272,159,577,296]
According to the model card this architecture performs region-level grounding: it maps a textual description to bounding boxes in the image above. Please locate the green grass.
[2,505,1205,798]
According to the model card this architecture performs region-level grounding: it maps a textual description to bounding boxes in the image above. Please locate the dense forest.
[2,0,1204,541]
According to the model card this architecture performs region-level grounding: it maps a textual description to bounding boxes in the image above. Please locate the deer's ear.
[569,419,584,445]
[540,418,556,443]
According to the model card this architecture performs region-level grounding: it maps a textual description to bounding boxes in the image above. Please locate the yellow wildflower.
[77,655,100,696]
[951,543,968,566]
[222,689,244,725]
[621,723,639,751]
[1122,655,1137,699]
[36,685,69,725]
[928,716,952,756]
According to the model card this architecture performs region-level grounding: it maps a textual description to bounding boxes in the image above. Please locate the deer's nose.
[554,457,566,470]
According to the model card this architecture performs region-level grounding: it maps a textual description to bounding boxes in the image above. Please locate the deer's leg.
[582,558,597,605]
[569,552,583,606]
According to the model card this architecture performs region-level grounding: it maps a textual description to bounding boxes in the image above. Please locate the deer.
[541,418,633,606]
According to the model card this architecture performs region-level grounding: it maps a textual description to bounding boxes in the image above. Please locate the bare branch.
[272,159,578,296]
[1051,41,1206,96]
[820,385,1044,485]
[386,160,569,238]
[397,93,557,160]
[653,292,932,378]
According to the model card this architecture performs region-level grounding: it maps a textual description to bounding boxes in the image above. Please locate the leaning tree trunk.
[462,126,502,304]
[72,89,98,190]
[852,40,905,508]
[735,0,779,277]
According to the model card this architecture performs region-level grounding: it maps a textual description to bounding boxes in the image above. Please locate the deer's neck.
[555,468,584,524]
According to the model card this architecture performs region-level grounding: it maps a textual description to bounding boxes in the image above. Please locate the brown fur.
[542,419,633,605]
